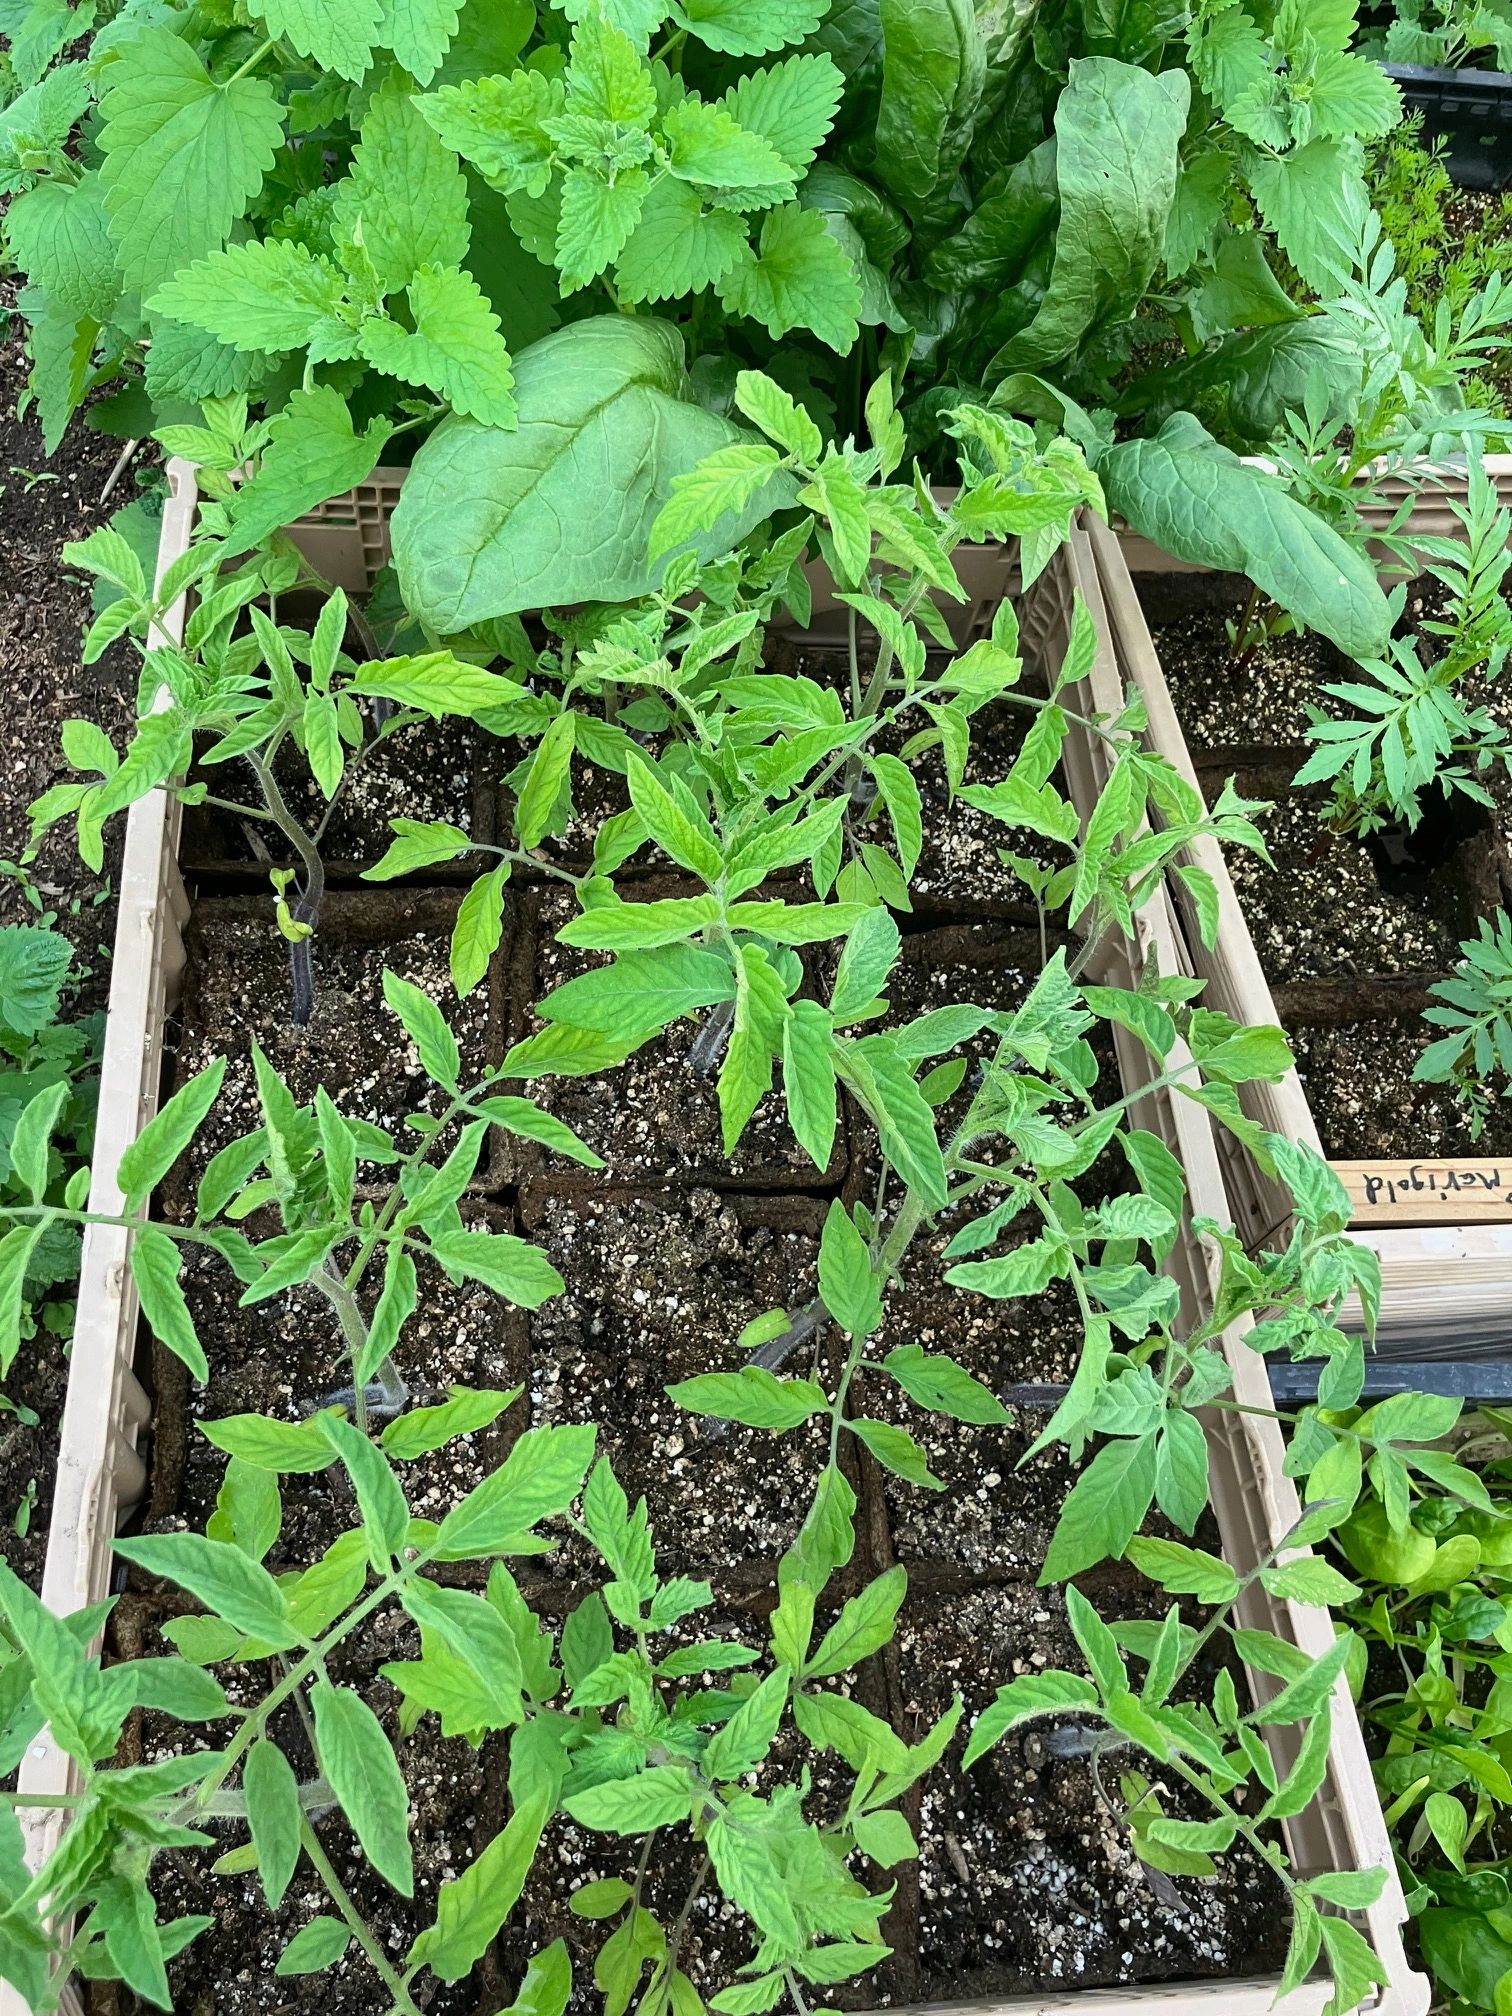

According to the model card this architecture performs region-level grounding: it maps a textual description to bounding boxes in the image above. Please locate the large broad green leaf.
[97,26,284,295]
[874,0,985,210]
[1099,412,1391,659]
[922,135,1057,293]
[6,176,119,322]
[987,56,1189,376]
[1080,0,1188,64]
[391,316,794,628]
[1123,320,1356,448]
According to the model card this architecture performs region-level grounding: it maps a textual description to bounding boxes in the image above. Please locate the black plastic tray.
[1385,61,1512,188]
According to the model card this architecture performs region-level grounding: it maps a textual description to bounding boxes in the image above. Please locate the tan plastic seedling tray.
[1085,509,1512,1344]
[292,469,1015,646]
[9,477,1420,2016]
[1115,453,1512,574]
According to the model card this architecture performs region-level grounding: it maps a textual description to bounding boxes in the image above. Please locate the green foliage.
[1288,1397,1512,2016]
[1295,451,1512,833]
[0,1414,937,2012]
[0,55,1449,1983]
[1368,120,1512,421]
[31,411,557,1016]
[0,921,99,1383]
[1359,0,1512,69]
[1414,909,1512,1137]
[0,0,1451,666]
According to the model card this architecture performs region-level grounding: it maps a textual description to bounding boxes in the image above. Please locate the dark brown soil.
[1293,1016,1512,1159]
[164,889,517,1205]
[515,1187,844,1589]
[513,883,848,1191]
[145,1205,528,1569]
[179,715,496,883]
[0,283,161,1578]
[891,1585,1288,1999]
[1215,771,1481,984]
[1144,572,1512,1163]
[870,695,1055,919]
[1148,587,1347,756]
[851,1223,1086,1578]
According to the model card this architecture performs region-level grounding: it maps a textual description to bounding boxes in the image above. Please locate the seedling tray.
[1384,63,1512,190]
[291,468,1017,648]
[9,478,1422,2016]
[1086,512,1512,1347]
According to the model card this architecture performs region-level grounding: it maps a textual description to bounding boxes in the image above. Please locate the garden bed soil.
[514,1186,851,1590]
[163,887,518,1206]
[0,283,163,1581]
[117,1166,1292,2015]
[1141,571,1512,1164]
[177,712,497,884]
[512,885,850,1191]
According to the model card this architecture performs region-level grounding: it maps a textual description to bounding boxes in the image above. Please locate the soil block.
[886,1583,1291,2002]
[140,1202,529,1572]
[869,694,1054,922]
[115,1599,508,2016]
[1132,568,1512,1162]
[516,1186,853,1591]
[845,1223,1088,1580]
[511,886,848,1191]
[1212,768,1493,987]
[832,920,1124,1180]
[1140,570,1349,758]
[178,713,498,883]
[1293,1012,1512,1160]
[512,1593,910,2013]
[164,887,519,1205]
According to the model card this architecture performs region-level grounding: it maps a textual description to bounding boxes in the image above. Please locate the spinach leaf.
[874,0,987,210]
[985,56,1189,378]
[1099,412,1392,658]
[391,316,795,628]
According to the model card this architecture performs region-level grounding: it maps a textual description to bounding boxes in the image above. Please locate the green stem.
[193,794,279,824]
[223,36,275,84]
[298,1816,425,2016]
[246,750,323,920]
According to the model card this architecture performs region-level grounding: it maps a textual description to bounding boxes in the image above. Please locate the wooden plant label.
[1332,1158,1512,1225]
